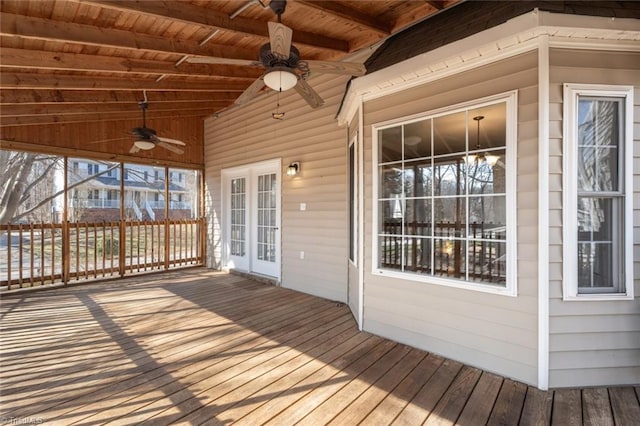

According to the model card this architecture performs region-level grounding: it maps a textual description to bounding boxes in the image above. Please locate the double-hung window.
[373,92,517,295]
[563,84,634,300]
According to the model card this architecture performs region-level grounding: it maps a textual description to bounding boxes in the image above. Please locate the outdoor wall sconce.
[287,162,300,176]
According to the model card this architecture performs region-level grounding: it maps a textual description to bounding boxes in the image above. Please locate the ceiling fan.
[130,101,186,154]
[187,0,366,109]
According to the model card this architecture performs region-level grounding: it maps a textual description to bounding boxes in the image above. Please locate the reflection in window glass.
[575,96,624,293]
[376,100,509,286]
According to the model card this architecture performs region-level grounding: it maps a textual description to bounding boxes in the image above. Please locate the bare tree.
[0,151,119,224]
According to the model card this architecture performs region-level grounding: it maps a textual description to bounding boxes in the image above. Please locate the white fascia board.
[337,10,640,126]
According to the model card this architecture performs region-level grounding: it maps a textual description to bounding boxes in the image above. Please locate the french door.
[222,159,281,279]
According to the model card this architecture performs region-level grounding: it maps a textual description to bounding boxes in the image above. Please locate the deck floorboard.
[1,269,637,425]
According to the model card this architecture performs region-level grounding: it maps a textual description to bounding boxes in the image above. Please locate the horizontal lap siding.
[548,48,640,388]
[204,74,350,302]
[362,52,540,385]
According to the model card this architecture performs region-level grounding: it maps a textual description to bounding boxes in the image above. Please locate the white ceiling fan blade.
[235,78,266,105]
[186,57,261,67]
[268,21,293,59]
[129,144,141,154]
[303,60,366,76]
[157,141,184,154]
[294,79,324,109]
[156,136,186,146]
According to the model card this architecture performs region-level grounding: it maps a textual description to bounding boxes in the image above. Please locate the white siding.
[204,74,350,302]
[548,48,640,388]
[362,52,541,385]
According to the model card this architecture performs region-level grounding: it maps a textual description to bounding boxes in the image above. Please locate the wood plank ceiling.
[0,0,461,164]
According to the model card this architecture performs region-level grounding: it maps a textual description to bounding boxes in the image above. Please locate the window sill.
[372,268,517,297]
[563,293,634,302]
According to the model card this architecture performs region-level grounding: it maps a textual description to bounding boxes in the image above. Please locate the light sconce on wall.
[287,161,300,176]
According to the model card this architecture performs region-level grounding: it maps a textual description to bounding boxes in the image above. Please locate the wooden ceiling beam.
[0,48,262,80]
[2,101,228,116]
[89,0,349,53]
[0,89,237,104]
[0,72,249,92]
[294,1,391,35]
[425,1,447,10]
[0,12,258,63]
[1,108,214,127]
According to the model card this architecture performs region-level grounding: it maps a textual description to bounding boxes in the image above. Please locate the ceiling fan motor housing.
[260,43,299,68]
[132,126,157,140]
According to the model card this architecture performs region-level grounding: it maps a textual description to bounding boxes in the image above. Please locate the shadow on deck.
[1,268,638,425]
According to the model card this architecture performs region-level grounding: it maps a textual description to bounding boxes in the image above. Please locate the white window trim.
[371,91,518,297]
[562,83,634,301]
[349,135,358,266]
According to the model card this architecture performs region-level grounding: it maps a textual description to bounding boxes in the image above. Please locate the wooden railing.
[0,218,205,292]
[381,221,506,283]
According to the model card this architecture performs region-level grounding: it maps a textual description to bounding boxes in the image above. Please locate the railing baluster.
[50,225,55,283]
[6,224,12,289]
[93,224,98,279]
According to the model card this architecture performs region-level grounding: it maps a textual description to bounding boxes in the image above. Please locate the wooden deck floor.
[1,268,638,425]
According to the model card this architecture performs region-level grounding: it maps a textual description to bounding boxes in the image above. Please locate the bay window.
[374,92,517,294]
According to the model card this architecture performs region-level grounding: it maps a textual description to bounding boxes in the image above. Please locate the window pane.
[404,120,432,159]
[468,240,506,284]
[468,103,506,150]
[405,159,432,198]
[404,199,432,236]
[467,149,506,195]
[434,238,466,278]
[577,196,619,290]
[404,237,432,273]
[577,98,620,192]
[379,200,403,235]
[578,242,614,289]
[379,234,402,270]
[434,197,466,238]
[578,196,617,242]
[469,196,506,233]
[379,164,403,199]
[433,156,465,196]
[433,111,466,155]
[379,127,402,162]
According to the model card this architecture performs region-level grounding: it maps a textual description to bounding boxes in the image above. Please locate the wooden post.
[164,166,170,270]
[62,156,70,285]
[119,163,126,277]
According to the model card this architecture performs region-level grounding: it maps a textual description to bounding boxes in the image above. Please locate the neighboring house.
[205,1,639,390]
[66,159,193,222]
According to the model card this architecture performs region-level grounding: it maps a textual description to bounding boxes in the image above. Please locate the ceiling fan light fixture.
[263,69,298,92]
[134,139,155,150]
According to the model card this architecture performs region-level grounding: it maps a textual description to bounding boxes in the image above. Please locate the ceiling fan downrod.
[269,0,287,22]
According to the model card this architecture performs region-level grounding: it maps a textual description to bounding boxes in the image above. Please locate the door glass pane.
[230,178,246,256]
[257,173,276,262]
